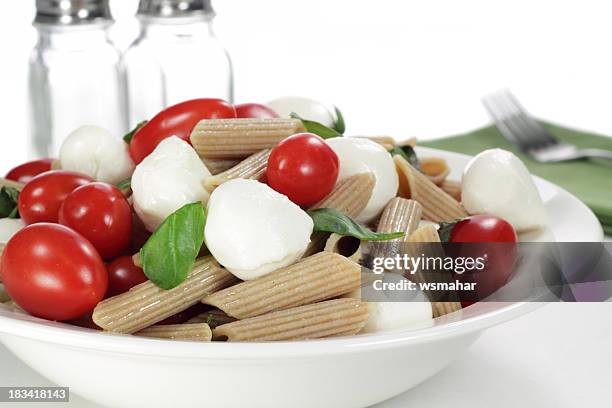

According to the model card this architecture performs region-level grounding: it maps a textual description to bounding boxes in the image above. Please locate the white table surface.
[1,303,611,408]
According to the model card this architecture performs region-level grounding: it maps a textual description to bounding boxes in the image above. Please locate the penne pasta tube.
[202,252,362,319]
[0,178,25,191]
[190,118,306,159]
[213,298,368,342]
[394,155,467,222]
[203,149,271,193]
[92,257,238,334]
[186,309,236,328]
[431,301,462,318]
[440,179,462,202]
[376,198,422,241]
[420,157,450,186]
[201,157,242,175]
[407,224,440,243]
[305,172,376,257]
[135,323,212,341]
[323,233,363,263]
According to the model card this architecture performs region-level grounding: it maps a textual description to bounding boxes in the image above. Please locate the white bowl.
[0,148,603,408]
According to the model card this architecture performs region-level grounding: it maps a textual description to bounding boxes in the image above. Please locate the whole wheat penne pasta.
[440,179,462,202]
[135,323,212,341]
[202,252,361,319]
[190,118,306,159]
[431,301,462,318]
[0,178,25,191]
[407,224,440,243]
[394,155,467,222]
[323,233,363,263]
[186,309,236,328]
[420,157,450,186]
[213,299,368,342]
[376,198,422,241]
[201,157,242,175]
[203,149,271,192]
[355,136,396,150]
[92,256,238,334]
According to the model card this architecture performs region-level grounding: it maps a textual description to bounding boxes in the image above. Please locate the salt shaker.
[29,0,127,158]
[124,0,234,127]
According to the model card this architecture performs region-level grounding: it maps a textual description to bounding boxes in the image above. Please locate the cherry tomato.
[58,182,132,259]
[18,170,93,225]
[235,103,279,119]
[5,158,55,183]
[129,98,236,164]
[445,215,518,305]
[105,255,148,297]
[267,133,339,206]
[1,223,107,321]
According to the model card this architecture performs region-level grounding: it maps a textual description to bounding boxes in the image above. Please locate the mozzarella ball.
[132,136,211,232]
[205,179,313,280]
[60,125,134,184]
[326,137,398,223]
[0,218,25,244]
[267,96,335,127]
[462,149,546,231]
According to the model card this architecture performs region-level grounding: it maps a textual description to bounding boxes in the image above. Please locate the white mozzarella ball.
[131,136,211,232]
[205,179,313,280]
[462,148,546,231]
[59,125,134,184]
[0,218,26,244]
[326,137,399,223]
[266,96,335,128]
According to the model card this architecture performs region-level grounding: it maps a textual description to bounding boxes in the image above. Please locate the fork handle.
[577,148,612,161]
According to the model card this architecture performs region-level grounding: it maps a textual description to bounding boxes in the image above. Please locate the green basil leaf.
[140,202,206,290]
[0,187,20,219]
[389,145,421,171]
[290,112,342,139]
[333,106,346,134]
[308,208,404,241]
[123,120,148,144]
[116,177,131,190]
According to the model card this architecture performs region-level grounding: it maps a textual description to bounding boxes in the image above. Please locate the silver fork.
[482,89,612,162]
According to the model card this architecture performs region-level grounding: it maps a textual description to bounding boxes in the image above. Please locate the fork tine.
[502,90,557,146]
[482,91,530,148]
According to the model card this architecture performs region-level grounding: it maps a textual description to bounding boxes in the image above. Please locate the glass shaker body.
[123,16,233,127]
[28,25,126,158]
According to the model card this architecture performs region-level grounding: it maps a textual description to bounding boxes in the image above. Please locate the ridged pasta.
[376,198,422,241]
[440,180,462,202]
[201,157,242,175]
[186,309,236,328]
[323,233,363,263]
[394,155,467,222]
[203,149,271,192]
[0,178,25,191]
[431,302,462,318]
[202,252,361,319]
[135,323,212,341]
[213,299,368,342]
[92,257,238,334]
[190,118,305,159]
[420,157,450,186]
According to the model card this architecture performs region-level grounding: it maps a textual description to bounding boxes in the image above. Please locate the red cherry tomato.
[105,255,148,297]
[267,133,339,206]
[1,223,108,321]
[446,215,518,305]
[5,158,54,183]
[235,103,279,119]
[129,98,236,164]
[58,182,132,259]
[18,170,93,225]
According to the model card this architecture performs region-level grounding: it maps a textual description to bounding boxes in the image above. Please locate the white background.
[1,1,611,407]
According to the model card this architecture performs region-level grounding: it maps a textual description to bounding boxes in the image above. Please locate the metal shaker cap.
[137,0,214,18]
[34,0,113,25]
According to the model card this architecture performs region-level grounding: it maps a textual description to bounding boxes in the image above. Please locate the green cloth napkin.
[420,123,612,235]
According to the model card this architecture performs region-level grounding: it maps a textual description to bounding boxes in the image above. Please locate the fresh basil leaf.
[116,177,131,190]
[308,208,404,241]
[290,112,342,139]
[333,106,346,134]
[123,120,148,144]
[389,145,421,171]
[0,187,20,219]
[140,202,206,290]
